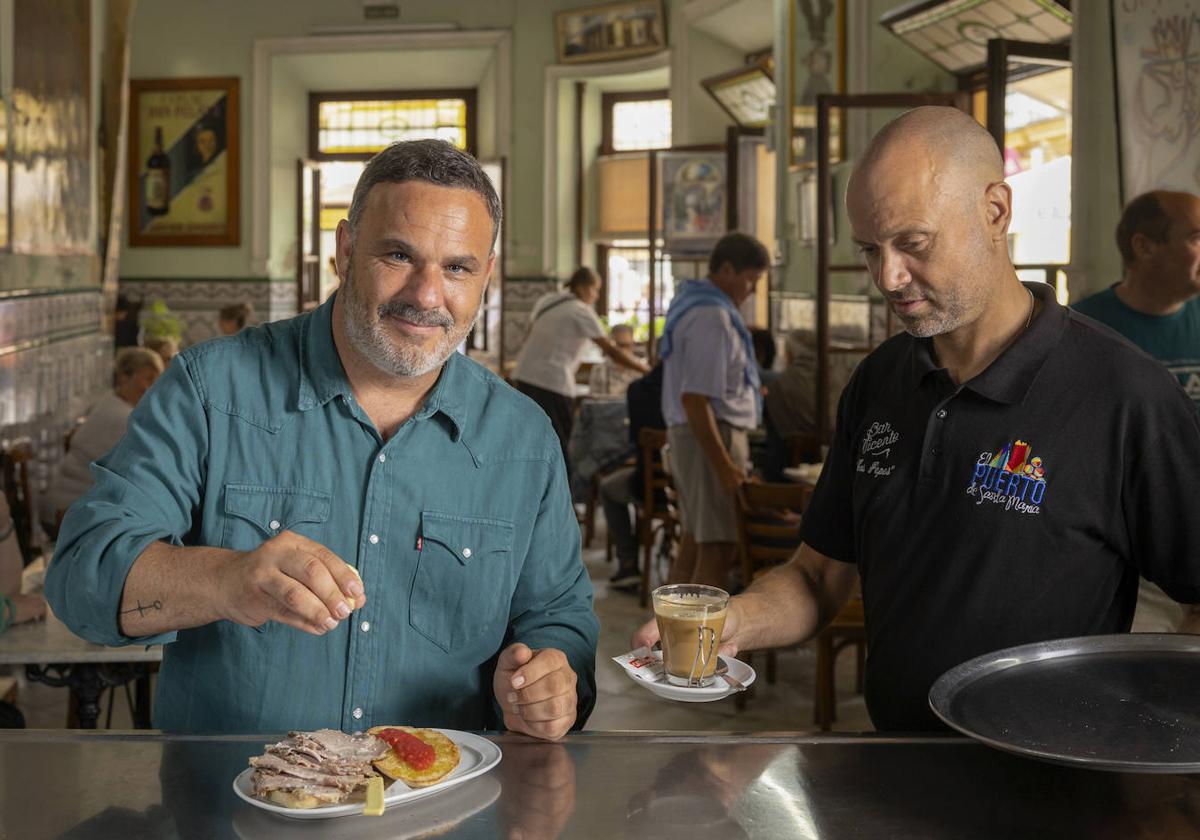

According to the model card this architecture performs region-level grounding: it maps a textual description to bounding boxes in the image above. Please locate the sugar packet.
[612,645,665,684]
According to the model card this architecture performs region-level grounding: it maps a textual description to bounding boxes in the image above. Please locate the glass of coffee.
[652,584,729,687]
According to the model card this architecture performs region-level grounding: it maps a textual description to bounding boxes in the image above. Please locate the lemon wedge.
[363,775,384,816]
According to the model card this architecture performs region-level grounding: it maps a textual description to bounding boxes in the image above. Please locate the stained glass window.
[313,94,472,157]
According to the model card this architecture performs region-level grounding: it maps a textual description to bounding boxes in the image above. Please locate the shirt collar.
[297,293,469,441]
[907,281,1067,404]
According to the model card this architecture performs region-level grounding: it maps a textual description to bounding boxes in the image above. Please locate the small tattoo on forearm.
[120,599,164,618]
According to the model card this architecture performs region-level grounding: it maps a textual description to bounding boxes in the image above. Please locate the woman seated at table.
[0,494,45,633]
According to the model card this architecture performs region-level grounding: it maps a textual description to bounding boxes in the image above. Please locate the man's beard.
[889,291,969,339]
[340,263,481,378]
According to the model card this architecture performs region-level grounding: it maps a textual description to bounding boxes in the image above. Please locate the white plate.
[232,730,502,820]
[232,776,502,838]
[626,655,757,703]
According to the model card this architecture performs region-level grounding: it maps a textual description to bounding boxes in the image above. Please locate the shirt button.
[352,707,363,720]
[378,453,386,463]
[936,409,948,419]
[369,534,379,545]
[462,547,472,558]
[931,445,943,456]
[269,519,281,531]
[360,621,371,633]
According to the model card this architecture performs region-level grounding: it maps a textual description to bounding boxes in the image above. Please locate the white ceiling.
[275,47,494,92]
[691,0,775,54]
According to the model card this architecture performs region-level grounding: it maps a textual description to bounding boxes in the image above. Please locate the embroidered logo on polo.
[856,420,900,478]
[965,438,1047,514]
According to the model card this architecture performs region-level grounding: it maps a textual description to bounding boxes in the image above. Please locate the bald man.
[633,107,1200,731]
[1072,190,1200,633]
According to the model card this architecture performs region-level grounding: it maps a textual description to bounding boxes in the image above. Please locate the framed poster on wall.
[128,77,239,247]
[658,150,727,256]
[1110,0,1200,201]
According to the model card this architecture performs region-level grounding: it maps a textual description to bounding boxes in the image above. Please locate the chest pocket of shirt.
[220,484,332,551]
[410,511,515,653]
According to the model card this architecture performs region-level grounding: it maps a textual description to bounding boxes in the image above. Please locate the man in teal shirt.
[1073,189,1200,633]
[1073,190,1200,408]
[47,140,598,737]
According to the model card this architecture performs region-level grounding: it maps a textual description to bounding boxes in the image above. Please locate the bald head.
[850,107,1002,204]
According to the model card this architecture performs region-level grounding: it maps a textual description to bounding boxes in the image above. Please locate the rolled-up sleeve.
[46,356,209,647]
[501,452,599,730]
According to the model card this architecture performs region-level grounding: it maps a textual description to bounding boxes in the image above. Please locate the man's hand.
[631,599,744,656]
[216,531,365,635]
[494,643,577,741]
[717,461,747,496]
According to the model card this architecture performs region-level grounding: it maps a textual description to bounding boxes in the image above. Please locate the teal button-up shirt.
[47,296,599,733]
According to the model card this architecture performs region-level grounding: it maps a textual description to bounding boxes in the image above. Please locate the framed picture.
[701,59,776,128]
[1110,0,1200,203]
[794,170,835,246]
[555,0,667,65]
[128,77,239,247]
[658,150,726,256]
[790,0,847,169]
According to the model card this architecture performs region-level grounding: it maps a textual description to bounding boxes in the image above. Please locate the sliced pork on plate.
[249,728,389,808]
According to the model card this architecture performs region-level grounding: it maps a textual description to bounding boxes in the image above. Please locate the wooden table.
[0,611,161,728]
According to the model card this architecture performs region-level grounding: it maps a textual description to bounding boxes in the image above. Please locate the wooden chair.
[733,480,865,725]
[635,428,678,607]
[733,482,809,698]
[815,595,866,730]
[0,439,39,566]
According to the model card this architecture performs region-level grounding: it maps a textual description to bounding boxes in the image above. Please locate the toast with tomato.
[367,726,461,788]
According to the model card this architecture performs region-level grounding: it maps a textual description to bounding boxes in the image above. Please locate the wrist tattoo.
[120,599,164,618]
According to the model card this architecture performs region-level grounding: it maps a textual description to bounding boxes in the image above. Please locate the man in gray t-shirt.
[660,233,769,588]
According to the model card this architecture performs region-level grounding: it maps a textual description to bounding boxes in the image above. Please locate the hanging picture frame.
[790,0,847,170]
[657,149,727,256]
[127,77,240,247]
[555,1,667,65]
[1110,0,1200,202]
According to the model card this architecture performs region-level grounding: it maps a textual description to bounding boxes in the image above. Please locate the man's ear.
[983,181,1013,243]
[334,220,353,280]
[1130,231,1159,262]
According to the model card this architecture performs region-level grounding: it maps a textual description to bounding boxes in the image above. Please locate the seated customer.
[761,329,817,481]
[42,348,163,533]
[599,363,665,591]
[216,302,253,336]
[143,335,178,367]
[587,324,643,397]
[750,327,779,387]
[0,494,45,631]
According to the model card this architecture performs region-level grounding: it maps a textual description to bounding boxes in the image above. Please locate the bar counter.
[2,730,1197,838]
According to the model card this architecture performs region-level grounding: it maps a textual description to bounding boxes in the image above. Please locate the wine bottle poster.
[127,77,239,247]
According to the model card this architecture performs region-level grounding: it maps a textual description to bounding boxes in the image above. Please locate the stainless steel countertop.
[2,730,1198,839]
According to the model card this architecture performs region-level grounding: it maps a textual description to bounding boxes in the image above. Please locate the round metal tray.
[929,633,1200,773]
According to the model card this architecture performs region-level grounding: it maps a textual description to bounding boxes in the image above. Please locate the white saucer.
[625,655,756,703]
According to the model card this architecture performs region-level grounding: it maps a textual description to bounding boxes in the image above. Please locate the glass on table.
[652,584,729,687]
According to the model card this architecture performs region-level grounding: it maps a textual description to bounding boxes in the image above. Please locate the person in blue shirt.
[1072,189,1200,632]
[1073,190,1200,409]
[46,140,598,738]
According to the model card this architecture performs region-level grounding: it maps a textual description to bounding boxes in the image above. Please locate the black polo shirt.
[801,282,1200,731]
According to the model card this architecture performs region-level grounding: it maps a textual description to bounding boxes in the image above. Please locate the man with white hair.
[635,107,1200,730]
[42,347,164,532]
[49,140,598,739]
